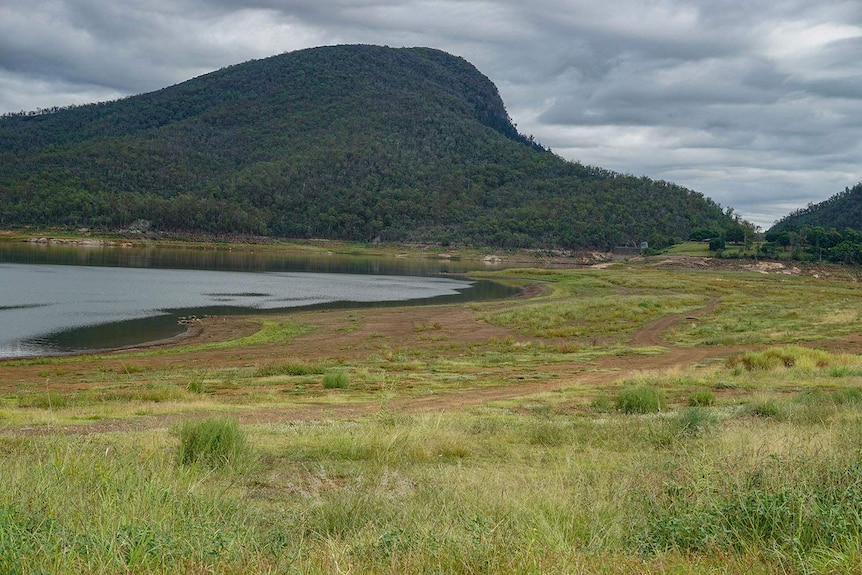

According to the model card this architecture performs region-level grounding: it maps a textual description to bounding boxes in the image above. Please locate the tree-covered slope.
[0,44,736,248]
[769,182,862,234]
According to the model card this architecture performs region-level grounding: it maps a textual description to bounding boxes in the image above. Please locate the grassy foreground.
[1,265,862,574]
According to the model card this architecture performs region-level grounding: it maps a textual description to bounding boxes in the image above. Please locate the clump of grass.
[793,390,838,424]
[743,397,787,420]
[833,387,862,405]
[186,380,207,394]
[527,419,572,447]
[590,394,613,413]
[727,346,831,372]
[713,380,738,390]
[17,392,68,409]
[95,385,188,403]
[639,452,862,572]
[795,389,829,405]
[830,365,862,378]
[322,372,350,389]
[688,389,715,407]
[174,417,248,468]
[674,407,718,436]
[615,385,665,414]
[254,362,325,377]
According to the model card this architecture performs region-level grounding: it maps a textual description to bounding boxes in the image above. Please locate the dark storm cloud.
[1,0,861,228]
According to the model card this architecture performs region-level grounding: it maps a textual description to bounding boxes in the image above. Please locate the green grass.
[638,426,862,573]
[174,417,249,468]
[322,372,350,389]
[2,267,862,573]
[253,361,326,377]
[673,406,718,436]
[663,241,713,256]
[615,385,666,414]
[4,396,862,574]
[482,292,705,339]
[688,388,715,406]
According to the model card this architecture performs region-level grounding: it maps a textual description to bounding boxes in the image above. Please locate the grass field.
[1,261,861,574]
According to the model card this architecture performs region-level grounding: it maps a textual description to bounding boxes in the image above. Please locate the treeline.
[762,225,862,264]
[0,45,738,248]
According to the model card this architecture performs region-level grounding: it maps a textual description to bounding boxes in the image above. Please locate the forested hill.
[0,44,737,248]
[769,183,862,234]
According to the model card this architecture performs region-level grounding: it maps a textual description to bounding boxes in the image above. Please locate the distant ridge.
[0,44,737,248]
[769,182,862,234]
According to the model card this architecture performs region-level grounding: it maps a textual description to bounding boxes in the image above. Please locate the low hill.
[0,45,736,248]
[769,182,862,234]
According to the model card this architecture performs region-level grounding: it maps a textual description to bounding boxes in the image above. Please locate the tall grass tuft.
[744,397,787,420]
[674,407,718,436]
[834,387,862,405]
[615,385,665,414]
[688,389,715,407]
[322,372,350,389]
[727,346,831,372]
[175,417,248,469]
[638,449,862,572]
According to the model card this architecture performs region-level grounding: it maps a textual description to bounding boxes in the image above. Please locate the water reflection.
[0,240,516,358]
[0,240,498,276]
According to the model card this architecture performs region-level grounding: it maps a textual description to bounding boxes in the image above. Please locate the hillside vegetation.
[771,182,862,234]
[765,182,862,263]
[0,45,736,248]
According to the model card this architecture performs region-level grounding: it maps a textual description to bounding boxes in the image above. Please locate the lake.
[0,241,515,358]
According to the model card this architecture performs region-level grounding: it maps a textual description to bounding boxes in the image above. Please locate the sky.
[2,1,861,230]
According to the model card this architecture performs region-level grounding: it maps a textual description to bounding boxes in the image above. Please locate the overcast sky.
[3,0,861,229]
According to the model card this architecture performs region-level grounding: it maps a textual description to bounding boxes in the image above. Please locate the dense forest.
[0,45,739,248]
[763,183,862,263]
[770,183,862,235]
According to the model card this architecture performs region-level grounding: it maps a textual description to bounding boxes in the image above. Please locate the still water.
[0,241,515,358]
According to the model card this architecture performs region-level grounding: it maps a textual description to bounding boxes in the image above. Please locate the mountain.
[0,44,737,248]
[769,182,862,234]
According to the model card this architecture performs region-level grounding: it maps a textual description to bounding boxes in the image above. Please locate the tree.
[709,237,726,251]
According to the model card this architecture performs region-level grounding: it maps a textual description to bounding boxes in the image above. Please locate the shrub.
[322,372,350,389]
[175,417,248,468]
[615,385,665,414]
[688,389,715,407]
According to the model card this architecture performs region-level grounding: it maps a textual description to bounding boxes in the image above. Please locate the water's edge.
[0,243,517,358]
